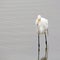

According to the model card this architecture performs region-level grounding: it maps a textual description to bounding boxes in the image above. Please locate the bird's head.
[37,15,41,19]
[35,15,41,25]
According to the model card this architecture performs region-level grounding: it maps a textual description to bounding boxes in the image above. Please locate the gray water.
[0,0,60,60]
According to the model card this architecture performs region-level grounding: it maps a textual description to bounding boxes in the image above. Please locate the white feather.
[35,15,48,34]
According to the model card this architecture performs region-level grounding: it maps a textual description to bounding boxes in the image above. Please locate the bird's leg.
[45,33,47,49]
[45,33,48,60]
[38,32,40,60]
[45,45,48,59]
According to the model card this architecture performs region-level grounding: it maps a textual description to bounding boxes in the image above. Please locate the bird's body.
[35,15,48,34]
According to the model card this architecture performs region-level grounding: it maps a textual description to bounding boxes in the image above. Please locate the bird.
[35,15,48,60]
[35,15,48,34]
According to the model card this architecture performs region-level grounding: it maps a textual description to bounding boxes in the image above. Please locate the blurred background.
[0,0,60,60]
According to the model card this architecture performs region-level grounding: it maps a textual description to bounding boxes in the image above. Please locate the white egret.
[35,15,48,60]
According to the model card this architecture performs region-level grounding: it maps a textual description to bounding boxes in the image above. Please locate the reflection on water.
[41,46,48,60]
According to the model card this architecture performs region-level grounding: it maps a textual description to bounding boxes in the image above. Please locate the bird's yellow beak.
[36,19,41,25]
[38,19,41,23]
